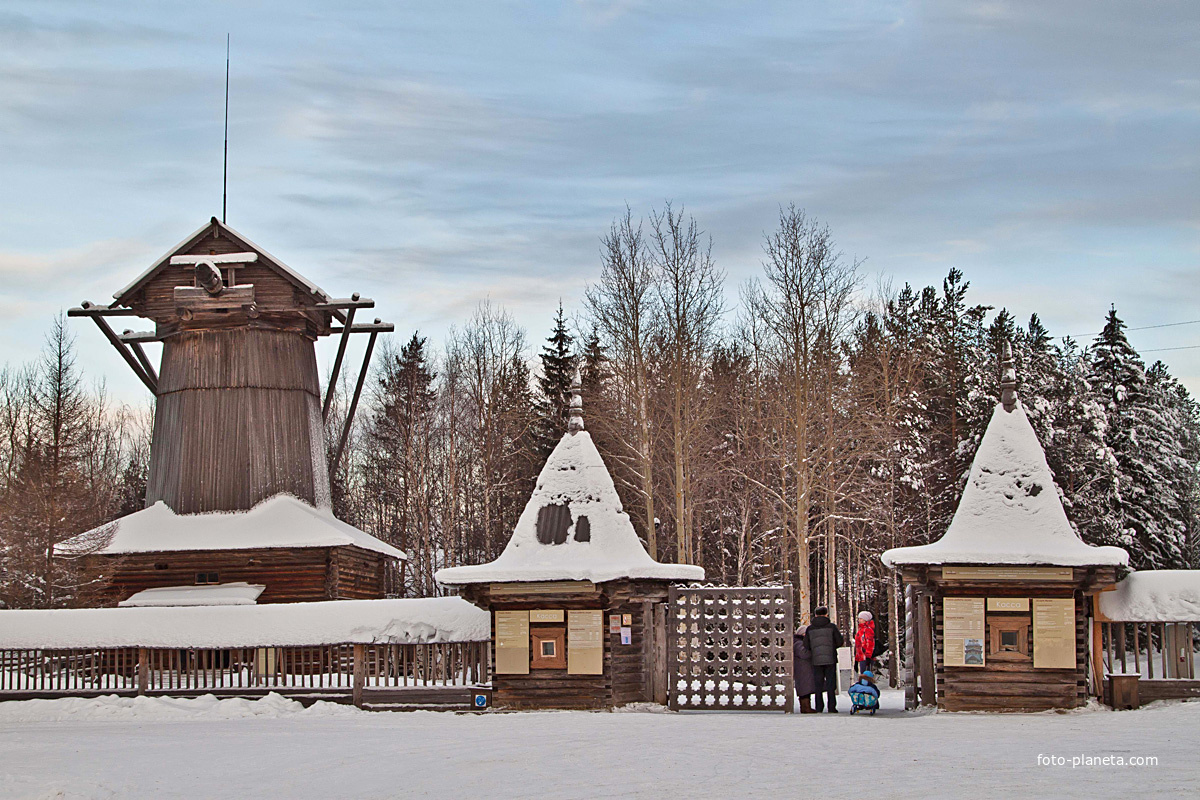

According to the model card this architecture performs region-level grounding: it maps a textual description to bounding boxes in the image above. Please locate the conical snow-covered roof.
[882,396,1128,568]
[436,378,703,585]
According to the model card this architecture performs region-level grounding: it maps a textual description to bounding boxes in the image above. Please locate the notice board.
[567,610,604,675]
[943,598,986,667]
[1033,598,1075,669]
[495,610,530,674]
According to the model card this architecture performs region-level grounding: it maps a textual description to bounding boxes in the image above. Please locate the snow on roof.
[882,400,1128,568]
[56,494,405,560]
[118,582,265,608]
[436,430,703,585]
[0,597,489,649]
[113,218,329,304]
[1099,571,1200,622]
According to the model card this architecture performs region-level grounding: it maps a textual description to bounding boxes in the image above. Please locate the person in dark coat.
[792,625,818,713]
[804,606,844,713]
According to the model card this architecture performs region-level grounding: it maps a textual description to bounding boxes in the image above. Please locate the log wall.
[465,579,673,710]
[85,545,390,606]
[931,578,1090,712]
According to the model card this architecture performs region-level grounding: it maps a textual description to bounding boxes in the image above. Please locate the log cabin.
[436,375,703,710]
[883,344,1128,712]
[62,219,401,605]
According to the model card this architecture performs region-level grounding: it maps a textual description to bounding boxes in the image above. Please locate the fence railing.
[1099,621,1197,680]
[0,641,490,705]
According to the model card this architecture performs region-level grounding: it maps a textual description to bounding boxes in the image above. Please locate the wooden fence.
[668,585,795,712]
[1098,621,1200,704]
[0,642,490,708]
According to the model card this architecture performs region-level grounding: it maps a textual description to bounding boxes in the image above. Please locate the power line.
[1071,319,1200,338]
[1141,344,1200,354]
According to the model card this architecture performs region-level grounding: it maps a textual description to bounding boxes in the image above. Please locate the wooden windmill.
[68,217,392,515]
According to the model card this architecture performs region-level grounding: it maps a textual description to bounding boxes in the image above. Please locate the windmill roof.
[113,218,329,305]
[882,400,1128,568]
[436,431,703,585]
[56,494,405,560]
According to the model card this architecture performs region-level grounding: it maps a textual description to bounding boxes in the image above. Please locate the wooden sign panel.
[1033,598,1075,669]
[567,610,604,675]
[987,597,1030,612]
[943,598,986,667]
[490,581,597,596]
[942,566,1073,581]
[495,610,530,674]
[530,609,564,623]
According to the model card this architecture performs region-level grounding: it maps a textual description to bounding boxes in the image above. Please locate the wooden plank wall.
[147,328,329,513]
[933,583,1088,712]
[129,229,328,339]
[487,589,610,710]
[86,545,390,605]
[477,580,673,710]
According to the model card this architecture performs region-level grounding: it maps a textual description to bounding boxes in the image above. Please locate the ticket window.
[530,626,566,669]
[988,615,1031,661]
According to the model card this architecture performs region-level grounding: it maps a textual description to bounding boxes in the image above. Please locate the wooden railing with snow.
[0,642,490,706]
[1098,621,1197,681]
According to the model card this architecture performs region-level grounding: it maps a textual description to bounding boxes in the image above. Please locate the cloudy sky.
[1,0,1198,402]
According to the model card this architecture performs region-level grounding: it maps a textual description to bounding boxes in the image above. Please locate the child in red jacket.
[854,610,875,673]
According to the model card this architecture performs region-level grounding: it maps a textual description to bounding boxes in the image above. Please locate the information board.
[567,610,604,675]
[495,610,530,674]
[943,598,986,667]
[1033,598,1075,669]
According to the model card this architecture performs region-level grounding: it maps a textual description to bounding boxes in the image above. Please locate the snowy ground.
[1,690,1197,799]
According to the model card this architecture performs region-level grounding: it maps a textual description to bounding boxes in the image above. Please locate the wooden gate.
[667,585,794,712]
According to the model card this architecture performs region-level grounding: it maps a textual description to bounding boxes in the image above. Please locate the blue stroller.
[848,670,880,715]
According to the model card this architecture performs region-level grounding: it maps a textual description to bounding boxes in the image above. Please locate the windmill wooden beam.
[67,303,157,394]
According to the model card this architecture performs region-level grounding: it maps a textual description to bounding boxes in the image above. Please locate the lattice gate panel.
[668,585,794,712]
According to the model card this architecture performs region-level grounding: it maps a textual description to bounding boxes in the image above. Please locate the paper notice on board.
[943,598,986,667]
[1033,598,1075,669]
[620,627,632,645]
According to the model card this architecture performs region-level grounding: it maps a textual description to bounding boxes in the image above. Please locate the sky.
[1,0,1198,403]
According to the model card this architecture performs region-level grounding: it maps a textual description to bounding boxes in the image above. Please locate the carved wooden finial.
[568,369,585,433]
[1000,341,1018,412]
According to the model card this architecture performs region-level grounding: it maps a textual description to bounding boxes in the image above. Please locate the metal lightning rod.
[222,33,230,223]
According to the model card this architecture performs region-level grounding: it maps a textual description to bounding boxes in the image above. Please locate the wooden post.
[137,648,149,696]
[916,592,936,707]
[352,644,366,708]
[1090,596,1105,697]
[904,584,916,710]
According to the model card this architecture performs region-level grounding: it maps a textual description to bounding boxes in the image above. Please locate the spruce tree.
[534,303,577,457]
[1087,307,1191,568]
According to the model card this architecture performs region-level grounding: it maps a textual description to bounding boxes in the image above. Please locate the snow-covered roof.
[118,582,265,608]
[56,494,405,560]
[113,218,329,305]
[0,597,488,649]
[1099,571,1200,622]
[436,429,703,586]
[882,399,1128,568]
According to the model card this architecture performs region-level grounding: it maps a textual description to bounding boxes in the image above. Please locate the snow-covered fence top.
[0,597,489,650]
[1099,571,1200,622]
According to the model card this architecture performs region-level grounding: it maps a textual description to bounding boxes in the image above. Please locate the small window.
[195,572,219,585]
[541,640,557,658]
[1000,630,1019,651]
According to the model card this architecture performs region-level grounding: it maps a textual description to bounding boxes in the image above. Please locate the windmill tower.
[70,217,391,514]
